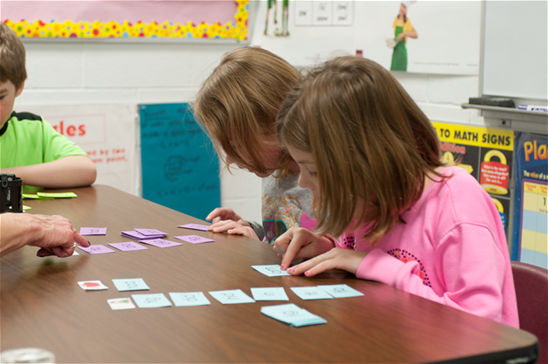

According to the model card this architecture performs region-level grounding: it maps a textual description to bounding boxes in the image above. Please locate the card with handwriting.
[138,239,183,248]
[78,280,108,291]
[317,284,364,298]
[80,227,107,235]
[132,293,172,308]
[178,224,209,231]
[208,289,255,304]
[174,235,214,244]
[112,278,150,292]
[261,304,327,327]
[251,287,289,301]
[252,264,291,277]
[290,287,333,300]
[109,242,148,252]
[169,292,211,306]
[78,245,115,255]
[36,192,77,198]
[134,228,167,236]
[107,298,136,310]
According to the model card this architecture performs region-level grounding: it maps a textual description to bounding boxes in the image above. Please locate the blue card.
[208,289,255,304]
[252,264,291,277]
[290,286,333,300]
[317,284,364,298]
[251,287,289,301]
[131,293,172,308]
[169,292,211,306]
[112,278,150,292]
[261,303,327,327]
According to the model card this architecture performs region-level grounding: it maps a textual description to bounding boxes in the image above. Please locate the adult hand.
[286,248,368,277]
[397,33,405,42]
[28,214,90,257]
[274,227,335,270]
[0,213,90,257]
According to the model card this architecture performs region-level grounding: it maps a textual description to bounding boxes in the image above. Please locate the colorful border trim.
[4,0,248,40]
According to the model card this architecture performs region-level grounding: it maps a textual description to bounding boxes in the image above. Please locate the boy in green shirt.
[0,23,96,193]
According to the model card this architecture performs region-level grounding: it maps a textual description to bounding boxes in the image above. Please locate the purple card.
[121,231,164,240]
[174,235,215,244]
[138,239,183,248]
[109,242,148,252]
[134,228,167,236]
[78,245,116,254]
[178,224,209,232]
[80,227,107,235]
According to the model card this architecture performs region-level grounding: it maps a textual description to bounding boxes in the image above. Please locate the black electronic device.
[0,174,23,213]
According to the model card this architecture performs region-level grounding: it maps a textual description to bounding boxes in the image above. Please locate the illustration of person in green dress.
[388,1,418,71]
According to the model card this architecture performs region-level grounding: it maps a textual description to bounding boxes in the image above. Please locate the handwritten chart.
[139,103,220,220]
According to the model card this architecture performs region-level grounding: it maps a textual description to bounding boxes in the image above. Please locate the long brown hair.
[193,47,300,177]
[277,56,444,242]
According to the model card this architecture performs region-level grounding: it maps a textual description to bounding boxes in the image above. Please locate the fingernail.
[305,270,310,275]
[280,264,285,270]
[87,240,91,244]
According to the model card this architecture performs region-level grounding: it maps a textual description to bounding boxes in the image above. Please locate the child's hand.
[274,227,335,269]
[209,220,259,240]
[285,248,368,277]
[206,207,244,224]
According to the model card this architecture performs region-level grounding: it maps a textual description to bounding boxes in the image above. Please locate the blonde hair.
[193,47,300,177]
[277,56,444,242]
[0,23,27,89]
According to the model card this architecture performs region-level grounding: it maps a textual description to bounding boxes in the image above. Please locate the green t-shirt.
[0,111,89,193]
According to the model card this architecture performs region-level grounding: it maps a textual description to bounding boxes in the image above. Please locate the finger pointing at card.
[274,227,336,270]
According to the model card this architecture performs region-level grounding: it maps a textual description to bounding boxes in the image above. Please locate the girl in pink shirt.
[274,56,519,328]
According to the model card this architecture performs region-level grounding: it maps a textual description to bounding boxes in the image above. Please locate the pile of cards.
[261,304,327,327]
[121,228,167,240]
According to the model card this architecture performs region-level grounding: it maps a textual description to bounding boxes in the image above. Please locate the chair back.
[511,261,548,364]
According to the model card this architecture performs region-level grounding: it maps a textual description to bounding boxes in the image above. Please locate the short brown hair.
[0,22,27,89]
[193,47,300,177]
[277,56,444,242]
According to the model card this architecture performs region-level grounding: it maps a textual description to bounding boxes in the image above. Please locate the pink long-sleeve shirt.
[337,166,519,328]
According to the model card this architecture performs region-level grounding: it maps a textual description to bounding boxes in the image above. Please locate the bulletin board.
[432,121,514,238]
[2,0,249,41]
[511,132,548,269]
[252,0,481,75]
[139,103,220,220]
[18,104,138,195]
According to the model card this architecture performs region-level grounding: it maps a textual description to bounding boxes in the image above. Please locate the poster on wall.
[139,103,220,220]
[18,104,138,195]
[252,0,480,75]
[2,0,248,41]
[511,132,548,269]
[431,122,514,238]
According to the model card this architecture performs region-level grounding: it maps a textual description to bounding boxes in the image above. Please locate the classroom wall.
[14,41,483,224]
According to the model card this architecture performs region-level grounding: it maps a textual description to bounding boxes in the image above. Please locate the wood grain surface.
[0,185,538,363]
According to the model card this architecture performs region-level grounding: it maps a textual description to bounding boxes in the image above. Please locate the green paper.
[22,194,39,199]
[36,192,77,199]
[23,205,32,210]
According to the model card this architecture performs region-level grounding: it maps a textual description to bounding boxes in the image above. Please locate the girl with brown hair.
[274,56,518,327]
[194,47,316,244]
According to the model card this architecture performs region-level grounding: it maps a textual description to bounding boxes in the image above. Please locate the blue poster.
[139,103,220,220]
[511,132,548,269]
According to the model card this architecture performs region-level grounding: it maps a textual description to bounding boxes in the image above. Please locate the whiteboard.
[481,0,547,101]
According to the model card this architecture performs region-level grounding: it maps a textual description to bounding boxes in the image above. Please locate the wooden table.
[1,185,539,363]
